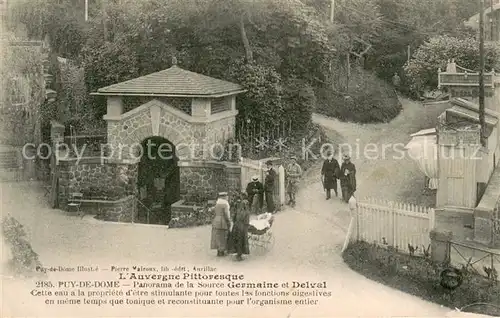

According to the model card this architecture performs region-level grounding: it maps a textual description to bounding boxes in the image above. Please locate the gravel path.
[1,98,453,317]
[313,97,450,206]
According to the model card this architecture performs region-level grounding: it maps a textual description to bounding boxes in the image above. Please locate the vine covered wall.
[0,40,46,146]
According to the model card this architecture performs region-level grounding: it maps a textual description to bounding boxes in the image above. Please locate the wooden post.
[429,207,436,231]
[479,0,486,147]
[330,0,335,22]
[356,201,360,241]
[278,164,286,206]
[490,0,495,41]
[391,201,397,246]
[342,218,354,252]
[85,0,88,21]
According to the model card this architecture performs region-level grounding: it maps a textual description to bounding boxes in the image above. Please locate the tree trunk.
[102,0,109,42]
[239,14,253,63]
[346,51,350,92]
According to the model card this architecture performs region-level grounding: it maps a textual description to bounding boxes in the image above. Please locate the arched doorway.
[137,136,180,225]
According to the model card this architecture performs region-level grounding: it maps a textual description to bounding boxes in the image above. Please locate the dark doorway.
[137,136,180,225]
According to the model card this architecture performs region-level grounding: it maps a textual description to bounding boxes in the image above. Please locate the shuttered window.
[210,97,231,114]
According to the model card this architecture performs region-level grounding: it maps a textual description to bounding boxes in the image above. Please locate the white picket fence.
[348,198,436,256]
[240,157,285,206]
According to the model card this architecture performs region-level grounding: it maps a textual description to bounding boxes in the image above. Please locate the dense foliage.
[343,241,500,316]
[317,67,401,123]
[7,0,487,127]
[8,0,88,59]
[0,41,46,146]
[366,0,478,82]
[2,215,44,277]
[404,36,500,95]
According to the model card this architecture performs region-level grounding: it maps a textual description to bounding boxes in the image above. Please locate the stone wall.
[179,161,241,202]
[475,165,500,248]
[106,99,238,161]
[94,195,137,223]
[57,158,138,207]
[106,101,201,161]
[170,200,216,228]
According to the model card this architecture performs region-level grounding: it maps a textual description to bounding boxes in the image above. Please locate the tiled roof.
[95,65,244,96]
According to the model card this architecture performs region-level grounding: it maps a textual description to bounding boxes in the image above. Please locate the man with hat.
[211,192,233,256]
[321,150,340,200]
[264,160,277,213]
[246,176,264,214]
[286,156,302,207]
[340,154,356,203]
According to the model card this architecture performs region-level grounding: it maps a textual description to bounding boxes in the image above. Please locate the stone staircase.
[0,145,23,182]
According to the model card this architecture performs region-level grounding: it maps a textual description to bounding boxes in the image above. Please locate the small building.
[55,60,248,224]
[435,98,499,209]
[436,66,500,247]
[465,0,500,42]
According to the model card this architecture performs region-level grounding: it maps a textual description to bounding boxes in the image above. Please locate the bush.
[316,67,401,123]
[1,215,45,277]
[404,35,500,95]
[282,77,316,133]
[0,42,46,146]
[169,204,215,228]
[229,60,284,127]
[343,241,500,316]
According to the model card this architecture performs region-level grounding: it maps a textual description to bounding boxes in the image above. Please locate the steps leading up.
[0,146,23,181]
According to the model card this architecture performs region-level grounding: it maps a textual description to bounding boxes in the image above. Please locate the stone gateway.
[56,61,246,226]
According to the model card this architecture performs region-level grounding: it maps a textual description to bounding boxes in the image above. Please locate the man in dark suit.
[246,176,264,214]
[340,154,357,203]
[264,161,277,213]
[321,151,340,200]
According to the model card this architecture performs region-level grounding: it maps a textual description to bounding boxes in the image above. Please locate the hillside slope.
[316,67,401,123]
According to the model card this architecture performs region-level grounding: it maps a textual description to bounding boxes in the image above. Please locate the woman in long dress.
[211,192,232,256]
[228,193,250,261]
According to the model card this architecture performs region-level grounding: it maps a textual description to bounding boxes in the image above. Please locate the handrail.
[135,198,151,224]
[456,64,476,73]
[447,239,500,256]
[63,134,106,139]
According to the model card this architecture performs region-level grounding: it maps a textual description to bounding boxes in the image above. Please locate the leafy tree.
[80,0,339,126]
[228,60,283,127]
[366,0,479,83]
[404,35,500,94]
[281,78,316,132]
[8,0,87,59]
[0,41,46,145]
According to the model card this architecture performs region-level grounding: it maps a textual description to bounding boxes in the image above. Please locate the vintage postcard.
[1,0,500,317]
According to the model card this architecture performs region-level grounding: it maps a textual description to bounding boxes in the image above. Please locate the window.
[210,97,231,115]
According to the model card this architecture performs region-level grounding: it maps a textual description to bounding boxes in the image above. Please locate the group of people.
[210,153,357,261]
[244,156,304,210]
[321,152,356,203]
[210,191,251,261]
[245,160,277,214]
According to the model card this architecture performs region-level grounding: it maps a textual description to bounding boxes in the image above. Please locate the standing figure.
[264,161,277,213]
[210,192,233,256]
[392,72,401,93]
[228,193,250,261]
[286,156,303,207]
[446,58,457,73]
[321,151,340,200]
[340,154,357,203]
[246,176,264,214]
